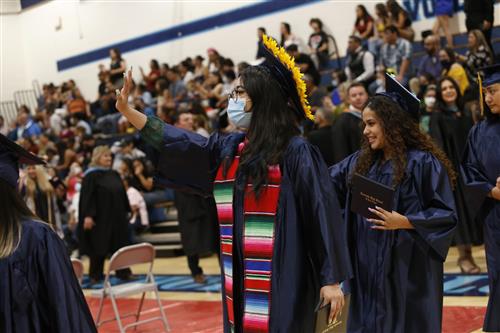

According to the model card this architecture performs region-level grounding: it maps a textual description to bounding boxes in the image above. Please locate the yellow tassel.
[477,72,484,116]
[262,34,314,121]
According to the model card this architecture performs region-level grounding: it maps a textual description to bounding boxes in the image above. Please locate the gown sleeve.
[290,140,352,286]
[328,153,358,209]
[404,153,457,261]
[461,123,494,215]
[428,112,445,149]
[37,226,97,332]
[140,116,244,196]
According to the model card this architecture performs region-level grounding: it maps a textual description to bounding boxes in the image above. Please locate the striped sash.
[213,142,281,333]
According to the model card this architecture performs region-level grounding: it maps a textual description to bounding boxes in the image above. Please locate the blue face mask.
[227,98,252,129]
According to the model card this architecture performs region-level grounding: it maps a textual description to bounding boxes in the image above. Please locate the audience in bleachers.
[459,29,494,83]
[345,35,376,86]
[2,1,497,284]
[440,46,470,95]
[280,22,304,51]
[386,0,415,41]
[464,0,495,50]
[308,18,330,69]
[432,0,454,47]
[417,35,442,80]
[352,5,374,42]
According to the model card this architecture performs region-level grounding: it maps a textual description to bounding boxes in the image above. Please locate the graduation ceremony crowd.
[1,0,499,332]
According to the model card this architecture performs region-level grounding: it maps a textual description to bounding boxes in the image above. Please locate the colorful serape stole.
[213,142,281,333]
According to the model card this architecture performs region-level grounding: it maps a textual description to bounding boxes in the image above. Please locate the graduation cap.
[377,73,421,120]
[259,35,313,121]
[0,133,45,188]
[477,63,500,116]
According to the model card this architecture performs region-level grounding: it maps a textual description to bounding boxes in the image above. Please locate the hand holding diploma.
[319,283,345,324]
[368,206,414,230]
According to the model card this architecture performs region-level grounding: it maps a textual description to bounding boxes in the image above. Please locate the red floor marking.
[86,297,223,333]
[443,306,486,333]
[87,297,486,333]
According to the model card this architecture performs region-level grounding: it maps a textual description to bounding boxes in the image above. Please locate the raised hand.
[115,68,133,113]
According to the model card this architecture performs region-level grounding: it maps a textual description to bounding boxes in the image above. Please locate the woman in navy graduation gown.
[461,64,500,332]
[0,134,97,333]
[430,76,480,273]
[114,36,352,332]
[330,74,457,333]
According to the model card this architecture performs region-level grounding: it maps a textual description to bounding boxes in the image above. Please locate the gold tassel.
[478,72,484,116]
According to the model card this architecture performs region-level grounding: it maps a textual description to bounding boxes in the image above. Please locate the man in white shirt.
[345,36,375,86]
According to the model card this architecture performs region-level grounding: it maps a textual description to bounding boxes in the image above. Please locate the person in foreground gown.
[461,63,500,332]
[115,35,352,333]
[0,133,97,333]
[330,74,457,333]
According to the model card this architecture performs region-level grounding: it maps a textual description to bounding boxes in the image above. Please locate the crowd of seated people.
[2,0,497,277]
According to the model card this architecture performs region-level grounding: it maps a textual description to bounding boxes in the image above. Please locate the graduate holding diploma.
[114,36,352,333]
[461,64,500,332]
[330,74,457,333]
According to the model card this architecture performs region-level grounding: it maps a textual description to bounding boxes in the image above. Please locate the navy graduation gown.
[429,109,479,245]
[462,118,500,332]
[330,150,457,333]
[140,117,352,332]
[78,169,131,257]
[0,220,97,333]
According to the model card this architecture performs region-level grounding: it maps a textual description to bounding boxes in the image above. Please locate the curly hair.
[353,95,456,187]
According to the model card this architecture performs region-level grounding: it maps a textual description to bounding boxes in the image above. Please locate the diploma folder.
[350,173,395,219]
[314,295,350,333]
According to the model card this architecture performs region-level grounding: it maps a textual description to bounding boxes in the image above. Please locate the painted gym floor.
[82,246,491,333]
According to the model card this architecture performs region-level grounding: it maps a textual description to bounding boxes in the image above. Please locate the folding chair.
[71,258,84,285]
[93,243,170,332]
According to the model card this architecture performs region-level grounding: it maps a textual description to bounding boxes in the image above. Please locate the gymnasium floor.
[82,246,490,333]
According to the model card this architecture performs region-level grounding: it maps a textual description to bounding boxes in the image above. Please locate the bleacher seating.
[320,25,500,85]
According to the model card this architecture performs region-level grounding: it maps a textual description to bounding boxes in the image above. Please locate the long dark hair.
[387,0,405,17]
[150,59,160,70]
[237,66,301,196]
[375,3,389,19]
[355,5,372,25]
[280,22,291,46]
[0,178,37,258]
[435,76,464,112]
[353,96,456,187]
[110,48,122,61]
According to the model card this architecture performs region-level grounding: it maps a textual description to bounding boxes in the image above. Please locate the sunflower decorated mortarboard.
[477,63,500,116]
[0,133,45,188]
[377,73,421,120]
[260,35,313,121]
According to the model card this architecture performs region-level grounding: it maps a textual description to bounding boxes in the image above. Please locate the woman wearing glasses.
[115,36,351,333]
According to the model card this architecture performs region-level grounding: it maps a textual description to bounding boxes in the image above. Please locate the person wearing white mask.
[420,85,437,133]
[114,35,351,333]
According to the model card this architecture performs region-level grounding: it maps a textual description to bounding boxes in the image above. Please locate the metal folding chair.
[71,258,84,285]
[92,242,170,332]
